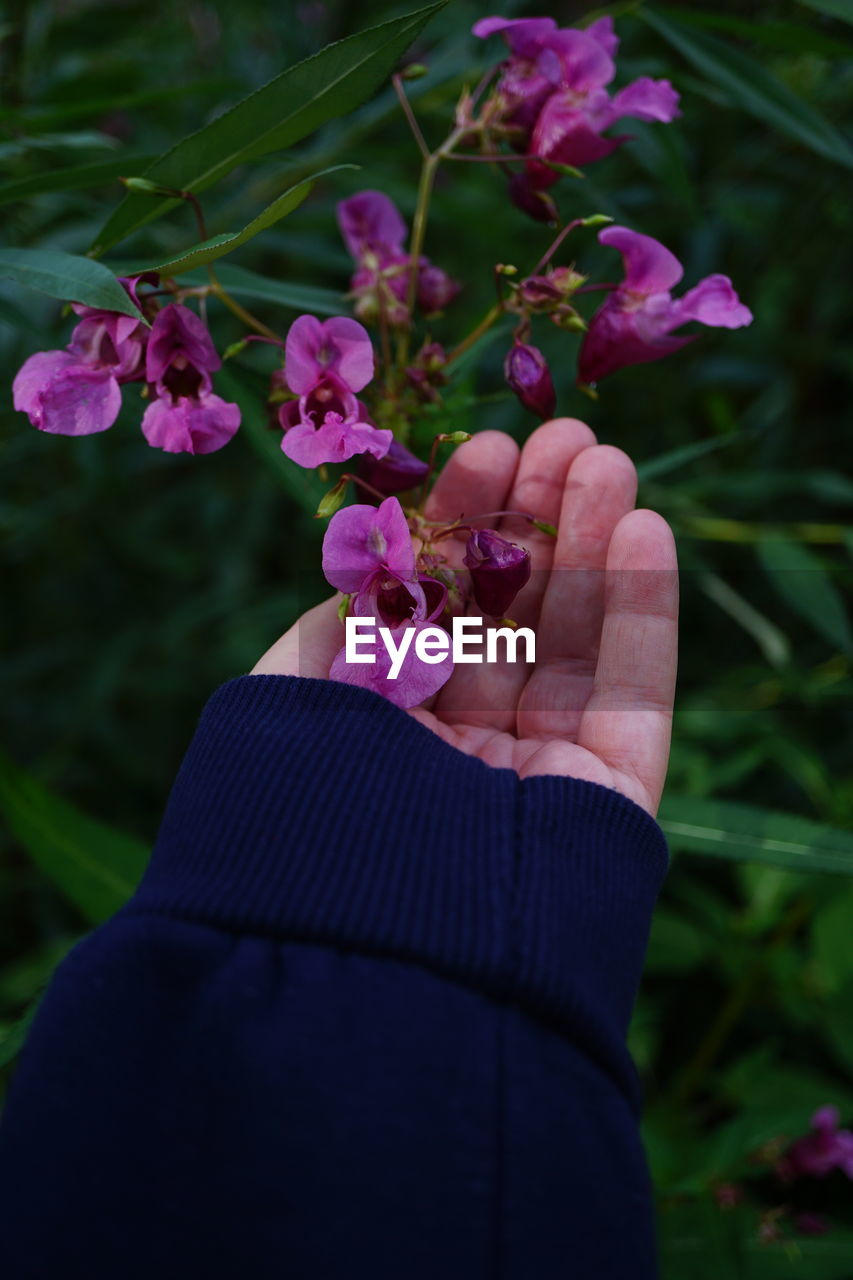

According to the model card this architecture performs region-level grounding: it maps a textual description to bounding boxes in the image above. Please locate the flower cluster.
[321,496,531,707]
[777,1106,853,1182]
[337,190,460,328]
[13,283,241,455]
[472,16,680,222]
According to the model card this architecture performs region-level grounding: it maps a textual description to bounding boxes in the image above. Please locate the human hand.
[252,419,678,817]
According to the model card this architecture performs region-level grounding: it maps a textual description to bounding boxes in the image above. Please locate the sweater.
[0,674,669,1279]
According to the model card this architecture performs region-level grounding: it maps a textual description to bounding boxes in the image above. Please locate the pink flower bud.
[360,438,429,495]
[416,264,460,314]
[504,342,556,420]
[463,529,531,617]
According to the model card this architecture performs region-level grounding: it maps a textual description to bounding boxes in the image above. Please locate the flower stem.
[445,303,503,366]
[209,281,280,341]
[392,73,430,160]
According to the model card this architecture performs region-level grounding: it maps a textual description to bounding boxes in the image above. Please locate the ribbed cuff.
[129,675,669,1082]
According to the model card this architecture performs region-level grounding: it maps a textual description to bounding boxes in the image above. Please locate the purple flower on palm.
[463,529,531,617]
[578,225,752,384]
[141,304,240,454]
[279,314,391,468]
[322,496,452,707]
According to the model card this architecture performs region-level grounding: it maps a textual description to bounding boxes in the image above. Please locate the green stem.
[445,303,503,366]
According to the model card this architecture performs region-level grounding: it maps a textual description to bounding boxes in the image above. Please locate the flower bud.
[360,438,429,495]
[463,529,531,617]
[416,264,461,314]
[504,342,556,420]
[508,173,558,225]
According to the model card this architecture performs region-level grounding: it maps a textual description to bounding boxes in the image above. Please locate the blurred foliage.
[1,0,853,1272]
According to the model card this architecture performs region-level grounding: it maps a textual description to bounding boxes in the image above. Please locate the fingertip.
[532,416,598,451]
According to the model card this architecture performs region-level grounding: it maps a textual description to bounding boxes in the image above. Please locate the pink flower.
[475,15,680,215]
[360,439,429,496]
[778,1107,853,1182]
[279,314,391,468]
[13,290,147,437]
[322,496,452,707]
[504,341,556,420]
[464,529,531,618]
[578,225,753,384]
[337,190,460,328]
[140,304,240,455]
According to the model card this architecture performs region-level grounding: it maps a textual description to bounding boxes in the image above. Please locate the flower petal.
[281,414,390,469]
[141,392,240,454]
[13,350,77,418]
[336,189,408,258]
[284,314,375,396]
[578,300,691,384]
[472,16,557,57]
[608,76,681,125]
[539,29,615,93]
[674,274,753,329]
[329,620,453,708]
[14,353,121,435]
[585,16,619,57]
[599,225,684,294]
[322,496,415,594]
[145,303,220,384]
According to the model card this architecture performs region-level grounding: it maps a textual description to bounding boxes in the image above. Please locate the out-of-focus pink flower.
[504,341,557,419]
[464,529,531,617]
[778,1107,853,1182]
[578,225,752,384]
[13,283,148,436]
[141,303,240,455]
[474,15,680,215]
[337,190,460,328]
[279,314,391,468]
[323,496,452,707]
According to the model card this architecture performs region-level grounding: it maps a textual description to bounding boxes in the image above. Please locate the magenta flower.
[504,342,556,420]
[464,529,531,618]
[578,225,753,384]
[140,304,240,455]
[323,497,452,707]
[279,314,391,468]
[778,1107,853,1182]
[13,302,146,437]
[337,190,460,328]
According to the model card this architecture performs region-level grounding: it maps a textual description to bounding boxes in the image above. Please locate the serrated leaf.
[0,751,149,923]
[91,3,446,256]
[659,794,853,875]
[135,166,352,277]
[0,154,156,208]
[0,248,142,318]
[756,537,853,655]
[643,9,853,170]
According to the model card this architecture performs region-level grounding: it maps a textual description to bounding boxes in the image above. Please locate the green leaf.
[215,366,328,513]
[659,794,853,875]
[180,263,345,315]
[91,3,447,255]
[642,9,853,170]
[637,433,741,482]
[660,8,853,56]
[136,166,352,276]
[798,0,853,23]
[0,155,156,208]
[0,249,142,319]
[0,750,149,923]
[755,537,853,655]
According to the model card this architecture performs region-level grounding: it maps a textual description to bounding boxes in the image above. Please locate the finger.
[576,509,679,816]
[424,428,519,571]
[496,417,598,629]
[439,418,596,728]
[251,595,343,679]
[517,445,638,740]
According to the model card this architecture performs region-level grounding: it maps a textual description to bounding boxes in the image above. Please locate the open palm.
[253,419,678,817]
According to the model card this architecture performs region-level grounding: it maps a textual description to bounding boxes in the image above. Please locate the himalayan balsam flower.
[473,17,680,218]
[778,1106,853,1182]
[464,529,531,618]
[13,299,146,437]
[578,225,753,384]
[322,496,452,707]
[141,304,240,455]
[279,314,392,468]
[504,341,557,420]
[337,190,460,326]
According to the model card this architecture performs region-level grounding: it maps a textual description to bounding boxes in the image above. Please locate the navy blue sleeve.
[0,674,668,1279]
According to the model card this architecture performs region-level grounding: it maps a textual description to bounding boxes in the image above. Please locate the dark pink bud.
[508,172,558,224]
[360,438,429,495]
[416,264,461,314]
[795,1213,830,1237]
[504,342,556,420]
[463,529,531,617]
